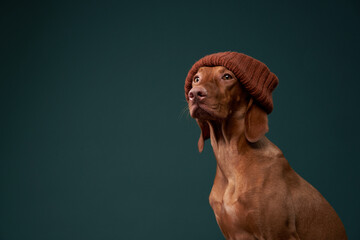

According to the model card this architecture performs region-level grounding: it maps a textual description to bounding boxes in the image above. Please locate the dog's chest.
[209,181,256,238]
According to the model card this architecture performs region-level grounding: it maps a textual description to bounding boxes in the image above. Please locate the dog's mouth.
[189,103,215,119]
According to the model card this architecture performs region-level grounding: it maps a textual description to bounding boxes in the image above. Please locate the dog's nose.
[188,87,207,101]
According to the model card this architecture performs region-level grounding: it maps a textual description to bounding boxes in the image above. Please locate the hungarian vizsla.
[184,53,347,240]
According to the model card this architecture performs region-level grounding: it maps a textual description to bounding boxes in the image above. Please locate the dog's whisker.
[178,105,190,120]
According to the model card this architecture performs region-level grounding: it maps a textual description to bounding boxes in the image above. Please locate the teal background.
[1,0,359,239]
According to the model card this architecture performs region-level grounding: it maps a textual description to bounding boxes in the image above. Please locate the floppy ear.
[245,99,269,143]
[196,119,210,153]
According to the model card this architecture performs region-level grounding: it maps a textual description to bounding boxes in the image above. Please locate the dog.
[185,52,347,240]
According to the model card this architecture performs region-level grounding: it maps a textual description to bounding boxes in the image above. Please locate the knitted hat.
[184,52,279,114]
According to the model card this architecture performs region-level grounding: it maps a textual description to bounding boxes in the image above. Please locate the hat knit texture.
[184,52,279,114]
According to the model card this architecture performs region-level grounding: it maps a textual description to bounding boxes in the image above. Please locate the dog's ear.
[196,119,210,153]
[245,98,269,143]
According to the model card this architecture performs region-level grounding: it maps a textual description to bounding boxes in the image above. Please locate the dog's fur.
[187,66,347,240]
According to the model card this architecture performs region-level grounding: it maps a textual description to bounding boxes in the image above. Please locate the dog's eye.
[222,74,233,80]
[193,77,200,83]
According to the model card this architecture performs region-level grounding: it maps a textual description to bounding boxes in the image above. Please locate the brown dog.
[186,63,347,239]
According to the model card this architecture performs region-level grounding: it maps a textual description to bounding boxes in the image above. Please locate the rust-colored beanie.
[184,52,279,114]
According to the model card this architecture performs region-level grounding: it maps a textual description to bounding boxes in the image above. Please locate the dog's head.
[187,66,270,152]
[188,66,244,120]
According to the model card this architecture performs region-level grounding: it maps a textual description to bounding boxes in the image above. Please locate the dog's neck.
[206,108,279,180]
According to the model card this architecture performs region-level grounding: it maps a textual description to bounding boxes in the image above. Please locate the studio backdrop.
[1,1,359,239]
